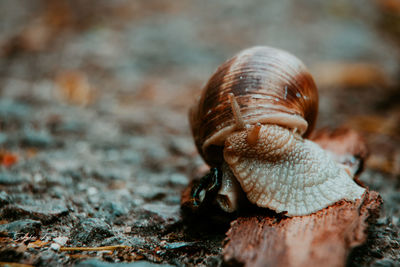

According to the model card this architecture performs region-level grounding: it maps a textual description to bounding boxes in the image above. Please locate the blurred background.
[1,0,399,180]
[0,0,399,265]
[1,0,399,168]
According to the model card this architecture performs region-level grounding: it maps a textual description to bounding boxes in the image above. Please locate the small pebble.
[53,236,68,246]
[0,219,41,238]
[87,187,98,195]
[50,243,61,251]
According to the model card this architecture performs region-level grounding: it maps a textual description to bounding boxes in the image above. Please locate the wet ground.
[0,0,399,266]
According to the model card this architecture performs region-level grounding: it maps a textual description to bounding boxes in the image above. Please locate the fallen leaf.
[27,240,49,249]
[55,71,96,106]
[0,151,18,167]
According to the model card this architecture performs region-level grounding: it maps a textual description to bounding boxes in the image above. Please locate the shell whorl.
[190,46,318,166]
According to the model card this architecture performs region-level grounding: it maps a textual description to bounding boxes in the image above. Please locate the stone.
[71,218,114,245]
[0,191,12,207]
[96,201,128,222]
[53,236,69,246]
[0,219,41,238]
[0,99,31,122]
[21,127,54,148]
[0,200,69,224]
[50,243,61,251]
[0,172,26,185]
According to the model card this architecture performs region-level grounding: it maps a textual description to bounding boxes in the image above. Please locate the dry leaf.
[27,240,49,249]
[55,71,96,106]
[0,151,18,167]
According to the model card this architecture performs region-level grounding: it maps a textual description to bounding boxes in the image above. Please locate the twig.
[60,245,130,252]
[0,262,34,267]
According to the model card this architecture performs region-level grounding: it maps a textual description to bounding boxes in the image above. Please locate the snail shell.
[189,46,365,216]
[190,46,318,166]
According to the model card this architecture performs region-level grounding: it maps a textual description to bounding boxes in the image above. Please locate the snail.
[188,46,365,217]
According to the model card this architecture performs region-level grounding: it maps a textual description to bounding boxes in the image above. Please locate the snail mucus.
[188,46,365,217]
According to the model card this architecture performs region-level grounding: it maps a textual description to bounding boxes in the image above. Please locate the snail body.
[224,124,364,215]
[189,46,365,216]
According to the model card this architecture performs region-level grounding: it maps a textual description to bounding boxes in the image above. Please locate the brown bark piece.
[311,127,369,180]
[311,127,368,160]
[223,191,382,267]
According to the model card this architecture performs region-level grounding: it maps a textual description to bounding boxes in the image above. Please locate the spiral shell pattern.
[190,46,318,166]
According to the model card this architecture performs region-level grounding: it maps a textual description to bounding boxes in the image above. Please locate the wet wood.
[311,127,369,178]
[223,191,382,267]
[311,127,368,161]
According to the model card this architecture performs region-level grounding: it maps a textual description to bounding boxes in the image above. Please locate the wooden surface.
[223,191,382,267]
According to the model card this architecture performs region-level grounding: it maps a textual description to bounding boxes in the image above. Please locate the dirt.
[0,0,399,266]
